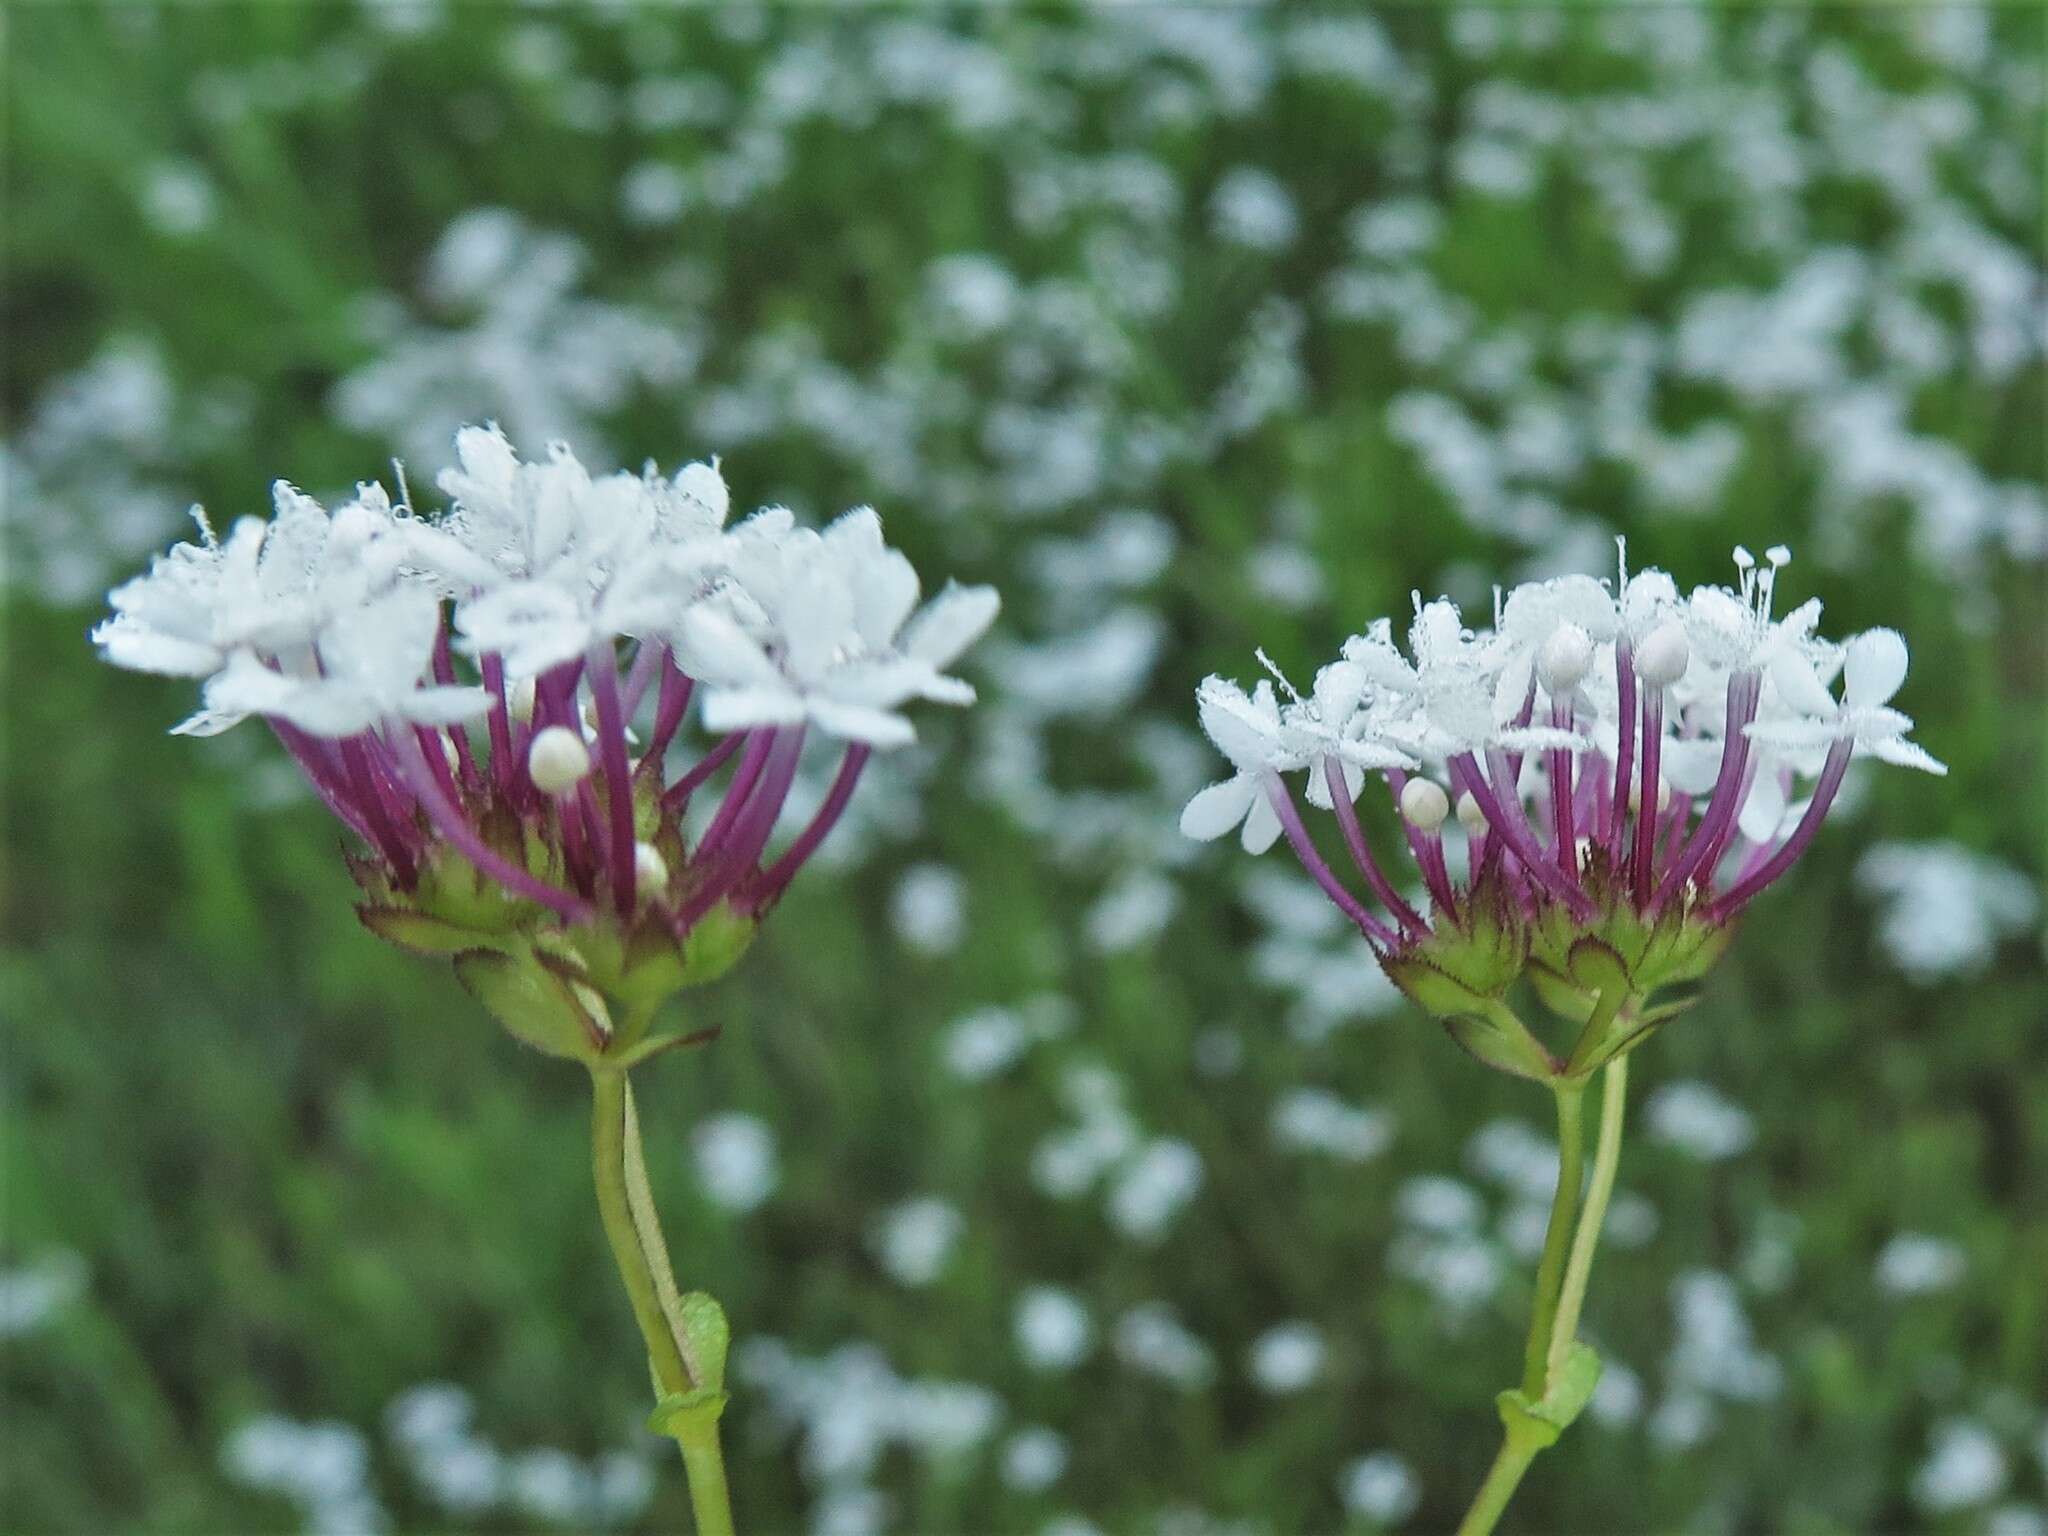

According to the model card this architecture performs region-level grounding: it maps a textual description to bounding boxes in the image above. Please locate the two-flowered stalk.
[93,426,999,1533]
[1182,543,1943,1534]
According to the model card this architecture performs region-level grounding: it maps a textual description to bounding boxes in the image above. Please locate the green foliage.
[2,6,2044,1536]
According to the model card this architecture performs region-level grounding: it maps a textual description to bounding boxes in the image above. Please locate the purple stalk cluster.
[274,633,869,934]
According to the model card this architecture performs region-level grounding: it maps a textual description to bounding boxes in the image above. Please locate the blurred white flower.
[1877,1234,1967,1297]
[1114,1302,1215,1391]
[1914,1418,2009,1514]
[1856,841,2039,982]
[891,864,968,953]
[1340,1450,1420,1524]
[1247,1322,1325,1395]
[1015,1286,1094,1373]
[692,1113,778,1213]
[1645,1080,1756,1162]
[870,1198,964,1288]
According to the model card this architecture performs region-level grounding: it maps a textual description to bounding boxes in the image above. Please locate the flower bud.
[1536,621,1593,694]
[509,677,537,725]
[1399,777,1451,832]
[1635,620,1689,687]
[1455,791,1488,836]
[1627,774,1672,815]
[528,726,592,794]
[634,841,669,894]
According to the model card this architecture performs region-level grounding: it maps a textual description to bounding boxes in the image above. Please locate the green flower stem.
[1453,1417,1550,1536]
[1455,1076,1588,1536]
[1520,1080,1586,1399]
[589,1068,737,1536]
[677,1416,737,1536]
[1547,1055,1629,1384]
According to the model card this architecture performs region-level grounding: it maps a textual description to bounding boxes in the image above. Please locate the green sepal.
[1496,1342,1602,1449]
[1566,935,1629,998]
[357,904,505,957]
[605,1025,723,1070]
[676,1290,730,1394]
[1383,954,1491,1019]
[1441,1002,1561,1082]
[453,946,609,1060]
[1386,955,1559,1081]
[678,903,758,988]
[1528,963,1595,1027]
[647,1386,729,1439]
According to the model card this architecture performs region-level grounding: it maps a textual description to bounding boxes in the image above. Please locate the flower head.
[94,426,998,1066]
[1183,544,1942,1083]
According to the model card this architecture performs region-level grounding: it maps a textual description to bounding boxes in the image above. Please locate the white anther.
[1399,777,1451,832]
[509,677,537,725]
[1635,620,1689,687]
[1455,791,1489,836]
[633,841,669,894]
[1536,621,1594,694]
[527,726,592,794]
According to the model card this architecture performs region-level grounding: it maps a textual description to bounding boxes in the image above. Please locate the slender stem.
[589,1071,692,1393]
[677,1421,737,1536]
[1454,1080,1591,1536]
[1454,1421,1547,1536]
[1522,1082,1586,1399]
[588,1071,738,1536]
[1549,1055,1629,1383]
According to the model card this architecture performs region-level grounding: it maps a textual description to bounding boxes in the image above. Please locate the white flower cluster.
[95,424,998,753]
[1183,544,1944,934]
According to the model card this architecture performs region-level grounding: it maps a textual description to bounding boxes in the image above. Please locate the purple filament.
[690,730,773,862]
[1652,671,1762,910]
[341,734,419,886]
[385,725,591,921]
[587,643,639,914]
[1265,773,1398,949]
[1326,758,1429,933]
[750,743,871,910]
[661,730,743,813]
[1706,738,1853,918]
[640,652,694,777]
[1631,687,1665,907]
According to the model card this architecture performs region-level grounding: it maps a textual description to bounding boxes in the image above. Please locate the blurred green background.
[3,5,2044,1534]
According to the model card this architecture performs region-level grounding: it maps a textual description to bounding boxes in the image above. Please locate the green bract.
[351,837,757,1070]
[1382,850,1732,1085]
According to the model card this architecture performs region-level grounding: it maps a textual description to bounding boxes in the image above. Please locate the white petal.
[902,583,1000,668]
[1241,791,1283,854]
[806,697,917,749]
[1769,647,1838,718]
[92,615,222,677]
[1180,776,1256,840]
[1660,736,1730,795]
[398,685,494,726]
[779,558,857,682]
[699,684,805,734]
[1737,772,1789,844]
[169,706,245,737]
[1197,677,1279,769]
[1745,717,1842,750]
[1871,737,1947,775]
[678,606,782,690]
[1844,628,1908,707]
[1492,648,1535,725]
